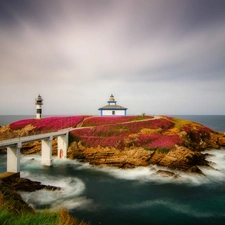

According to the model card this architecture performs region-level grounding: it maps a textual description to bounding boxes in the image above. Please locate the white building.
[98,94,127,116]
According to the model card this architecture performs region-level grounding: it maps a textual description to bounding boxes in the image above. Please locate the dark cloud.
[0,0,225,115]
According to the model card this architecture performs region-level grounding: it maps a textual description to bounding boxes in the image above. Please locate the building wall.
[100,110,126,116]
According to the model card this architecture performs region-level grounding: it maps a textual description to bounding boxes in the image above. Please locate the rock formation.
[1,173,61,192]
[1,116,225,175]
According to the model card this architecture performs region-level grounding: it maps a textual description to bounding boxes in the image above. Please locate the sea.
[1,115,225,225]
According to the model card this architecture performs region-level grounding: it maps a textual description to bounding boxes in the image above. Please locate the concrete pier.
[7,142,21,173]
[58,133,68,159]
[41,137,53,166]
[0,129,70,173]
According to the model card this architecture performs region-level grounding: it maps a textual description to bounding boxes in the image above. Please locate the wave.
[19,155,96,211]
[18,149,225,212]
[89,149,225,185]
[90,164,211,186]
[20,148,225,187]
[20,173,96,211]
[199,149,225,182]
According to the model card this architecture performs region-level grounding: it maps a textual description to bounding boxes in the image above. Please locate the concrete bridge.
[0,129,70,173]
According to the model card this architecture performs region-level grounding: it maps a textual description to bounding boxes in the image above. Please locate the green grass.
[0,207,88,225]
[0,209,58,225]
[156,148,171,153]
[0,179,89,225]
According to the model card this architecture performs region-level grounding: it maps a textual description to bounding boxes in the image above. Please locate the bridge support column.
[41,137,53,166]
[7,142,21,173]
[58,133,68,159]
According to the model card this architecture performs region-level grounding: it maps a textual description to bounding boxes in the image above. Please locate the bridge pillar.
[41,137,53,166]
[58,133,68,159]
[7,142,21,173]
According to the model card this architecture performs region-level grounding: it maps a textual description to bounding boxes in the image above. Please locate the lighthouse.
[98,94,127,116]
[35,94,43,119]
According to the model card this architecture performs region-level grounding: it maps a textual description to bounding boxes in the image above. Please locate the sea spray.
[19,148,225,187]
[2,150,225,225]
[199,149,225,182]
[19,155,96,211]
[19,171,96,211]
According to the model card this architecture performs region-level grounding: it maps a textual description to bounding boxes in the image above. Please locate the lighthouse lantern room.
[35,94,43,119]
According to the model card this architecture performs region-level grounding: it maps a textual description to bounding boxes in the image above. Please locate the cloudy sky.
[0,0,225,116]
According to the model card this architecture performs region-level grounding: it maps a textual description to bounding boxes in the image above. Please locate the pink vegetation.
[10,116,86,132]
[82,116,154,127]
[71,118,181,149]
[134,134,183,149]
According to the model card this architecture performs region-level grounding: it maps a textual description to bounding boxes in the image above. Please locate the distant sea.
[1,115,225,225]
[0,115,32,126]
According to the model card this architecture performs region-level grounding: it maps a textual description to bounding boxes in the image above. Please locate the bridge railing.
[0,129,71,148]
[0,127,74,142]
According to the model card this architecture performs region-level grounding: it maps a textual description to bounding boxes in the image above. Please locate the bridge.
[0,129,70,173]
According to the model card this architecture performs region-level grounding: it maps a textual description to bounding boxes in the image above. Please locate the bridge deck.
[0,129,71,148]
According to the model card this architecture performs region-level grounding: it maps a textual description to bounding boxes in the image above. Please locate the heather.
[7,115,215,152]
[131,133,183,149]
[82,115,154,127]
[71,117,183,150]
[10,116,86,132]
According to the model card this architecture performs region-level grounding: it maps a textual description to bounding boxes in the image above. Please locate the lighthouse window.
[112,111,115,115]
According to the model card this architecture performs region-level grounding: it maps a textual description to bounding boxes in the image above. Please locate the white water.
[20,156,96,211]
[18,149,225,213]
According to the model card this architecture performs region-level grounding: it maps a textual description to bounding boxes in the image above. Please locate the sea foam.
[18,149,225,211]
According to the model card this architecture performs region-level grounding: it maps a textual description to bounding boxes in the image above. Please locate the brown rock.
[0,179,34,214]
[187,166,204,174]
[20,138,58,155]
[154,170,180,178]
[218,136,225,146]
[68,142,154,168]
[149,152,166,164]
[2,176,61,192]
[156,146,208,173]
[21,141,41,154]
[67,141,211,173]
[208,133,220,149]
[3,117,225,175]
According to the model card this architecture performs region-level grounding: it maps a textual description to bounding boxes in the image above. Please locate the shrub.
[81,115,154,127]
[10,119,35,130]
[10,116,86,133]
[140,128,162,134]
[156,148,171,153]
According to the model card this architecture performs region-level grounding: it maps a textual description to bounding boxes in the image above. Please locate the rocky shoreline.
[1,173,61,192]
[66,142,212,174]
[1,116,225,177]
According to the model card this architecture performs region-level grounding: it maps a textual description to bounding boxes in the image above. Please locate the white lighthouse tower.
[35,94,43,119]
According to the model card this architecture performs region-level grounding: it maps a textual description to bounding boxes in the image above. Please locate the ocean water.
[0,115,225,225]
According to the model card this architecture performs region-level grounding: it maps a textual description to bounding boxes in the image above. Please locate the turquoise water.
[1,115,225,225]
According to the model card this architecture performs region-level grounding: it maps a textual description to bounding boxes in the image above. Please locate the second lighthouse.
[35,94,43,119]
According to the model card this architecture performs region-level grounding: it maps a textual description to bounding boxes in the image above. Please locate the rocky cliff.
[1,115,225,175]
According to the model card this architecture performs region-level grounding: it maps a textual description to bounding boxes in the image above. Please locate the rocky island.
[1,115,225,175]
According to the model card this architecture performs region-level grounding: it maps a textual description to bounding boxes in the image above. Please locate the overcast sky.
[0,0,225,116]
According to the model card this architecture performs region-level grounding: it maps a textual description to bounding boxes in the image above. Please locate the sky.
[0,0,225,116]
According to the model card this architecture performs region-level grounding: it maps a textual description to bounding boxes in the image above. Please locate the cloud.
[0,0,225,115]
